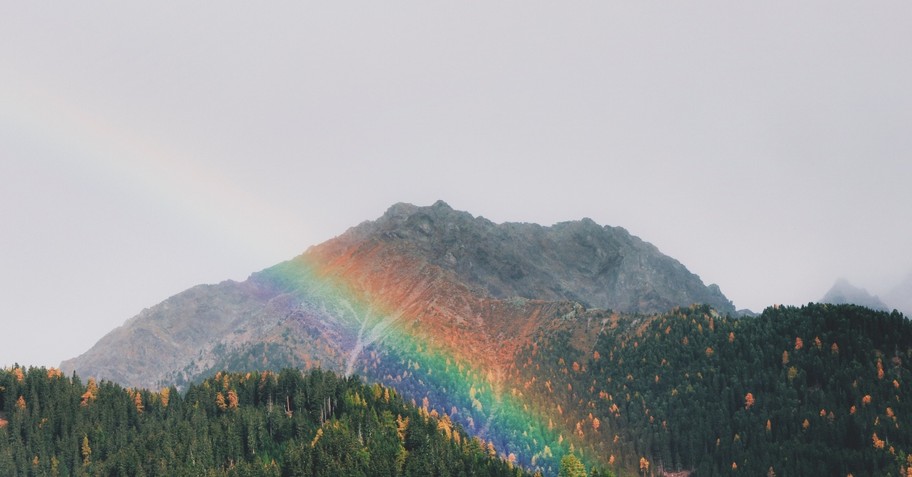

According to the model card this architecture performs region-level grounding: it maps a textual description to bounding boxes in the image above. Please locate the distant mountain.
[60,201,738,475]
[820,278,890,311]
[884,272,912,317]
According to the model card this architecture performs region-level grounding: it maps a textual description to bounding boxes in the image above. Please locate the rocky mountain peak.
[317,201,734,314]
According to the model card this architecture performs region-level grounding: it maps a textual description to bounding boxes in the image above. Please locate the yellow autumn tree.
[82,434,92,466]
[639,457,650,476]
[310,428,323,448]
[160,388,170,408]
[437,414,453,440]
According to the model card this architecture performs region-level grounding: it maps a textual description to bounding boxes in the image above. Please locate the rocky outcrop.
[312,200,734,315]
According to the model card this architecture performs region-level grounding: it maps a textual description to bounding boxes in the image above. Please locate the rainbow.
[255,253,598,475]
[5,81,600,475]
[1,79,308,264]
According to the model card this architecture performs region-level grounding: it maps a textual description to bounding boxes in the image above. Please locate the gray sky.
[2,3,911,368]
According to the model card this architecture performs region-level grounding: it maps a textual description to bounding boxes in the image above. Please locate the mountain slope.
[63,201,732,390]
[510,303,912,475]
[61,201,738,475]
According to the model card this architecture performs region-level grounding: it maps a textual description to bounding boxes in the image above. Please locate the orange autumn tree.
[745,392,755,409]
[81,378,98,407]
[227,390,239,410]
[133,391,144,414]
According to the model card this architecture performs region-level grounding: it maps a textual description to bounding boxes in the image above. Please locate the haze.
[2,3,910,368]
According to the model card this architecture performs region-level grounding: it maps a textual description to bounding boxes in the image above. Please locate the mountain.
[884,272,912,317]
[61,201,733,390]
[60,201,738,475]
[320,201,734,314]
[820,278,890,311]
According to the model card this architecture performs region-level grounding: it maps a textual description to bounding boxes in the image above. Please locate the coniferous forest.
[0,368,528,477]
[2,304,912,476]
[510,303,912,476]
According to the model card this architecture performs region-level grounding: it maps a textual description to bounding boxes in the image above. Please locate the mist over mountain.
[884,272,912,317]
[820,278,890,311]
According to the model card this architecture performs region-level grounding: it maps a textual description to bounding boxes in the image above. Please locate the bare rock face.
[316,200,734,314]
[62,201,735,389]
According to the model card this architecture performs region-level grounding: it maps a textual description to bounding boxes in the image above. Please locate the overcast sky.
[2,3,910,368]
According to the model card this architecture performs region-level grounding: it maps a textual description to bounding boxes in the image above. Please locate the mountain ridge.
[311,200,733,313]
[62,201,735,390]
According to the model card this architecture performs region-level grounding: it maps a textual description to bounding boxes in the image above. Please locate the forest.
[0,367,530,477]
[511,303,912,476]
[3,303,911,476]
